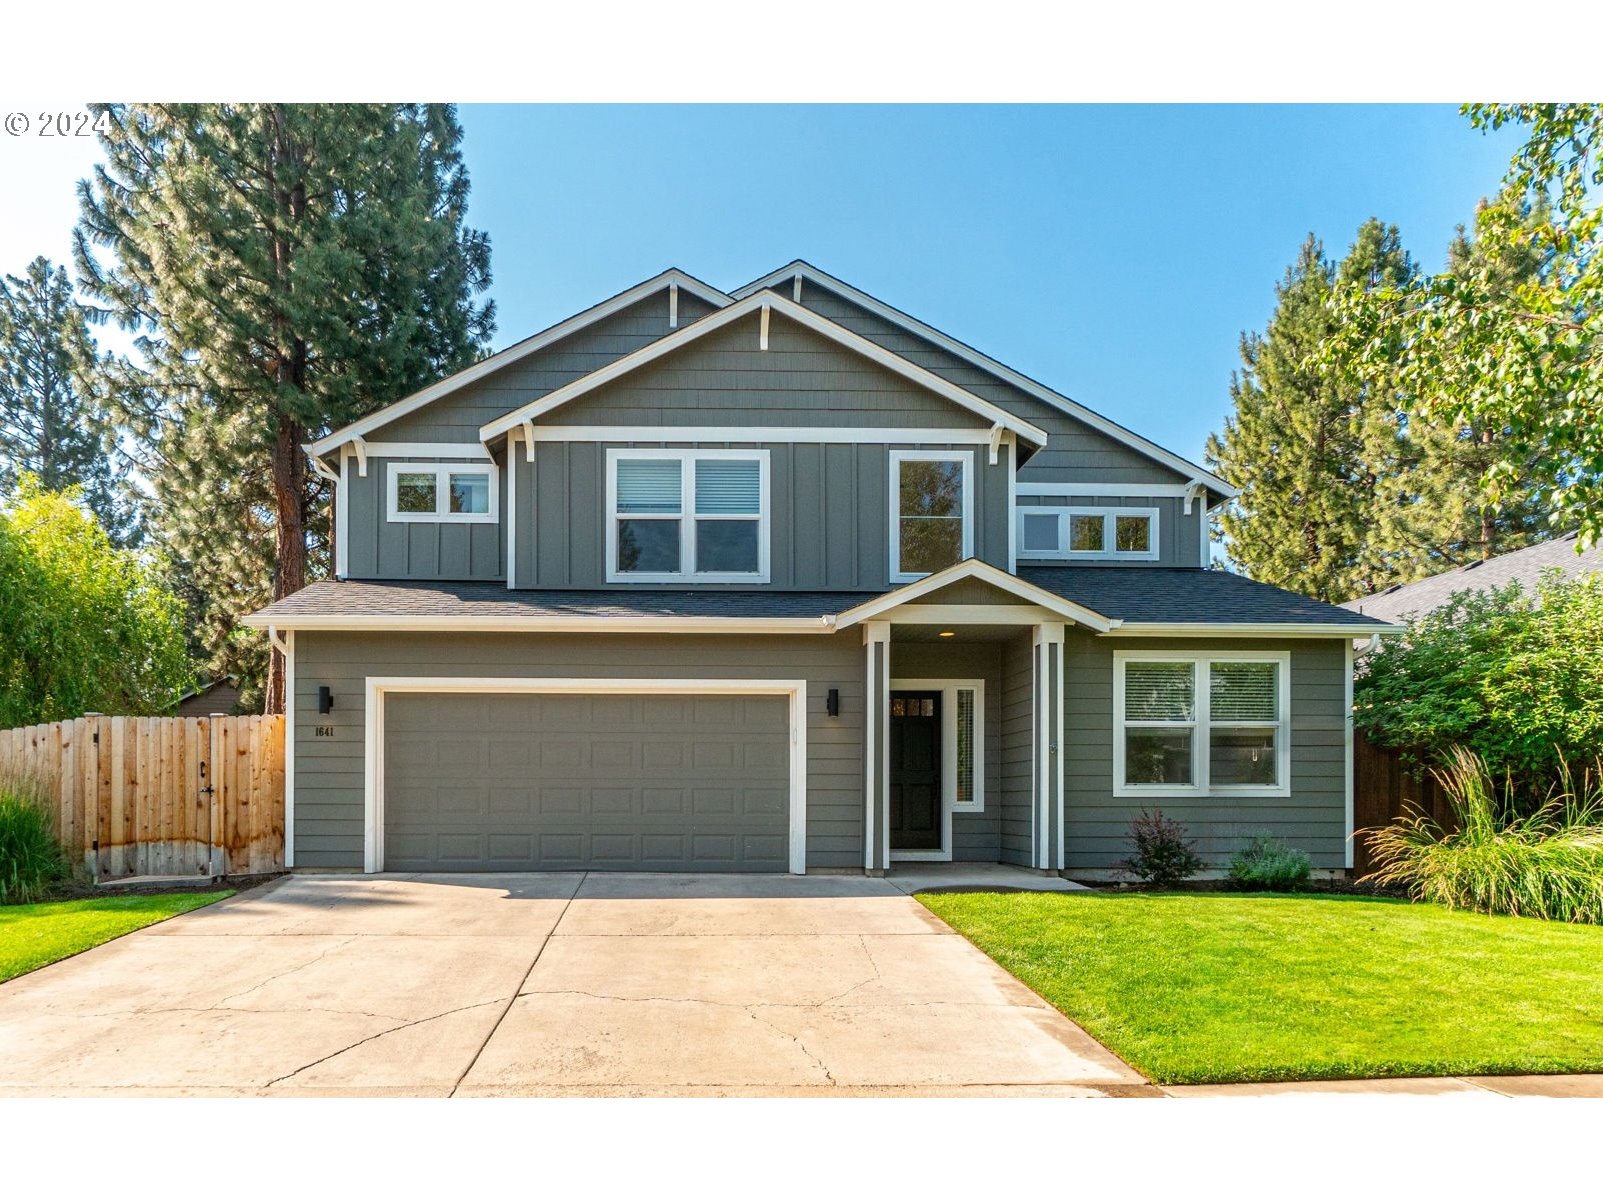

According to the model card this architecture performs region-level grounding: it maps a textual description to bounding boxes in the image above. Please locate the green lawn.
[0,892,233,985]
[919,890,1603,1084]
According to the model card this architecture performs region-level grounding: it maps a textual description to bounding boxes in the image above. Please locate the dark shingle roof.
[1019,566,1392,628]
[1341,533,1603,624]
[251,568,1389,630]
[251,579,879,623]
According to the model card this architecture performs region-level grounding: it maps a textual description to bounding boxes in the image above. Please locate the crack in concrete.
[262,999,509,1089]
[213,936,361,1008]
[745,1009,837,1086]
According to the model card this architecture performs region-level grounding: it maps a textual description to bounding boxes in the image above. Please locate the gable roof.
[733,260,1236,499]
[1341,533,1603,625]
[305,268,731,460]
[477,291,1051,445]
[833,559,1118,632]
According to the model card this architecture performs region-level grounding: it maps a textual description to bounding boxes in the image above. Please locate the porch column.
[863,621,891,874]
[1033,622,1066,871]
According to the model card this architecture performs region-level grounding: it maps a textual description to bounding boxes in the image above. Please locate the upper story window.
[605,449,770,583]
[1017,506,1158,561]
[386,463,497,523]
[890,450,974,582]
[1113,652,1290,797]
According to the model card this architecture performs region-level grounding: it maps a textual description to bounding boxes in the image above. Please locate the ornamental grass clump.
[0,781,69,905]
[1363,748,1603,924]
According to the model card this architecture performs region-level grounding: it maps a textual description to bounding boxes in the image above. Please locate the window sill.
[386,513,497,525]
[1112,785,1291,800]
[604,573,771,585]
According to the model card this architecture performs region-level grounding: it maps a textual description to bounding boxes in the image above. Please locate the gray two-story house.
[247,262,1394,878]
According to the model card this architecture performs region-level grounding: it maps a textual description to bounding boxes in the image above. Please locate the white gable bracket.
[669,282,678,329]
[521,420,536,463]
[988,423,1004,466]
[792,273,803,303]
[759,303,770,351]
[352,437,369,478]
[1183,478,1208,515]
[304,447,340,485]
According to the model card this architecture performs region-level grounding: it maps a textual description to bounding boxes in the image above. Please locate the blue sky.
[0,104,1522,470]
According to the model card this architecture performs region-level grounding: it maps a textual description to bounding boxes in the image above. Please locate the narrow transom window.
[1114,653,1290,796]
[607,449,770,583]
[890,450,973,581]
[386,463,497,523]
[1016,505,1159,561]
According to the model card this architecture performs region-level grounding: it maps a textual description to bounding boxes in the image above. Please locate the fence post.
[207,715,225,878]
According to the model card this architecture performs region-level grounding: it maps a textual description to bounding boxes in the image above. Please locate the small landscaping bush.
[1120,809,1205,885]
[1227,833,1312,890]
[0,783,69,905]
[1363,747,1603,923]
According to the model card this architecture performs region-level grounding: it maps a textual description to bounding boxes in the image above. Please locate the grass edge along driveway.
[918,890,1603,1085]
[0,892,233,985]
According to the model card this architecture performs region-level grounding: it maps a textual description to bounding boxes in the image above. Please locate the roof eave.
[1100,621,1404,638]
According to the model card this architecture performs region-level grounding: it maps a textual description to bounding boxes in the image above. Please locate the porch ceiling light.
[938,630,956,638]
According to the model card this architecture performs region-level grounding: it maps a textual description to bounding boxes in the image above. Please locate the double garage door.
[383,691,792,872]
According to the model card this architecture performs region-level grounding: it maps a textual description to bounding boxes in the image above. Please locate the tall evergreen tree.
[74,104,494,711]
[1206,220,1415,600]
[0,256,133,540]
[1360,194,1553,581]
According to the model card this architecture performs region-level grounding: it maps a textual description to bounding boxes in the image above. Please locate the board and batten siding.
[1061,634,1349,870]
[291,631,866,871]
[1000,630,1037,867]
[1014,494,1205,568]
[791,282,1192,487]
[376,290,721,443]
[513,438,1009,592]
[344,453,507,581]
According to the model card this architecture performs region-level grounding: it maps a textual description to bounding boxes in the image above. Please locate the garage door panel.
[383,691,791,872]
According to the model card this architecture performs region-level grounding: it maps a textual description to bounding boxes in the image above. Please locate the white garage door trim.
[364,677,809,874]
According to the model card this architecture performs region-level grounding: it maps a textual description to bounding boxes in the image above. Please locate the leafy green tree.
[1356,571,1603,792]
[74,104,494,711]
[1330,103,1603,550]
[0,476,194,726]
[1358,197,1554,581]
[0,257,134,542]
[1206,221,1415,600]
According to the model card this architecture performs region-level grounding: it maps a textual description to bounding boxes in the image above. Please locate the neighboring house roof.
[1021,566,1398,635]
[174,677,242,717]
[1340,532,1603,625]
[476,290,1050,446]
[305,268,732,460]
[733,259,1236,499]
[249,569,1392,637]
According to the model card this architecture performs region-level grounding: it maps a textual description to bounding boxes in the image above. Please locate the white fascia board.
[240,613,836,635]
[832,558,1115,632]
[736,261,1237,499]
[1102,622,1404,638]
[478,292,1049,446]
[307,269,731,459]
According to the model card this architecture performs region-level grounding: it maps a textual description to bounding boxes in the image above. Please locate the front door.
[889,691,942,852]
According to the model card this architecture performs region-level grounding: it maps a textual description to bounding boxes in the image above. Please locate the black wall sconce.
[318,686,334,715]
[826,688,840,717]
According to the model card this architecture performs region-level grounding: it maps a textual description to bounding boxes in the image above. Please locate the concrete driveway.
[0,874,1147,1097]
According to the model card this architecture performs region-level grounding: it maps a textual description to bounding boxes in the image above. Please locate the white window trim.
[888,449,975,583]
[1112,650,1291,798]
[887,677,986,863]
[385,461,499,524]
[604,448,771,584]
[1017,505,1160,561]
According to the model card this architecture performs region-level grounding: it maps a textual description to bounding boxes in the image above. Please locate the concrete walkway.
[0,873,1147,1097]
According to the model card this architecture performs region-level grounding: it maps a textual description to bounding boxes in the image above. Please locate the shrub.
[1363,748,1603,923]
[1227,833,1312,890]
[0,783,69,904]
[1355,570,1603,794]
[1120,809,1206,885]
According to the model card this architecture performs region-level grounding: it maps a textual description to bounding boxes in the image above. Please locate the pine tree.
[0,256,134,540]
[74,104,494,711]
[1206,221,1415,600]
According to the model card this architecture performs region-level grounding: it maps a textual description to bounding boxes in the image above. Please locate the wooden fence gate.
[1351,730,1452,876]
[0,715,284,880]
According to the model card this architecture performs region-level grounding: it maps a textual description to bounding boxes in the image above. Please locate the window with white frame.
[386,463,497,523]
[890,450,973,581]
[1113,652,1289,795]
[606,449,770,582]
[892,678,985,815]
[1017,506,1158,560]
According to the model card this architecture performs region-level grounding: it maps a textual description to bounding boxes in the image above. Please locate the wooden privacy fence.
[0,715,284,880]
[1351,729,1453,876]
